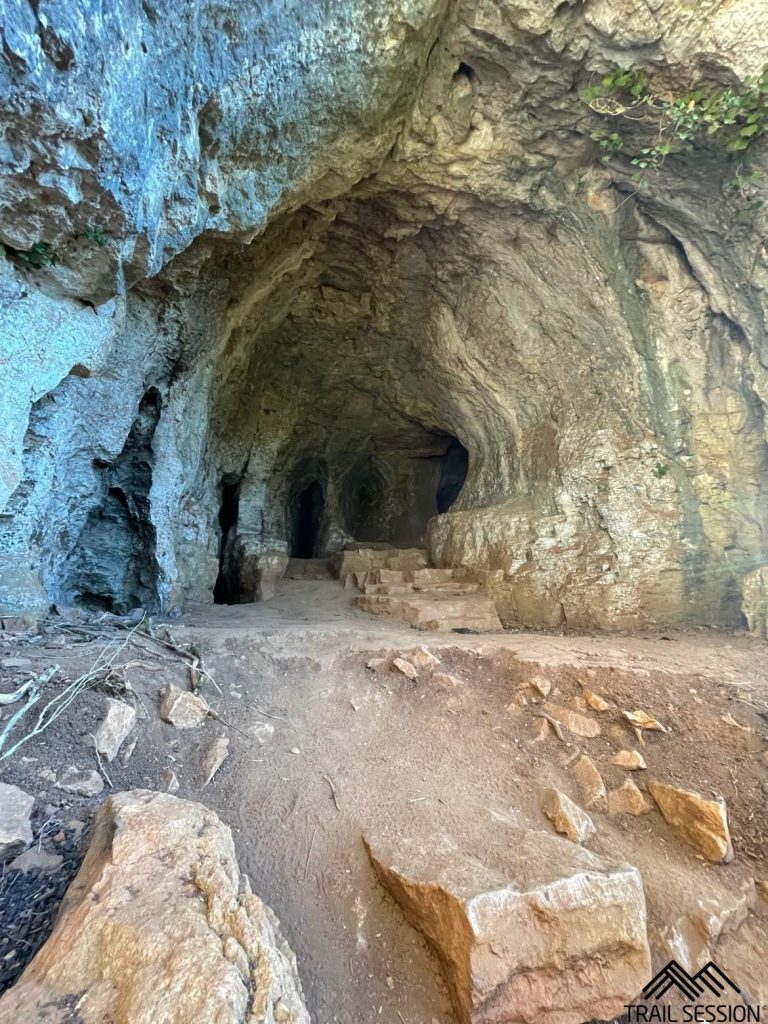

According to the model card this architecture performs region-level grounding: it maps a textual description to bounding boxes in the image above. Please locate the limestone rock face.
[648,782,734,863]
[742,566,768,639]
[2,0,768,631]
[366,828,651,1024]
[234,546,289,603]
[0,790,309,1024]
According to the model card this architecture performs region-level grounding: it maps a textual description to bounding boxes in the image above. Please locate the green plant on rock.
[726,165,765,223]
[653,462,670,479]
[584,65,768,171]
[85,226,109,247]
[10,240,60,268]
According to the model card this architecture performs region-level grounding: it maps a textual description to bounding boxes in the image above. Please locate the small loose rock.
[55,768,104,798]
[392,657,418,680]
[0,783,34,859]
[542,788,596,843]
[159,683,211,729]
[608,780,652,816]
[92,697,136,762]
[612,749,647,771]
[432,672,463,688]
[648,781,733,863]
[203,736,230,785]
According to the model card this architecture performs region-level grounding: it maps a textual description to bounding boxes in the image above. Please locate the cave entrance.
[64,387,162,614]
[436,437,469,513]
[213,476,242,604]
[290,481,325,558]
[341,456,388,543]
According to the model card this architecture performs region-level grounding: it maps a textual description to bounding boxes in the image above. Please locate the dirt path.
[184,581,768,1022]
[1,579,767,1022]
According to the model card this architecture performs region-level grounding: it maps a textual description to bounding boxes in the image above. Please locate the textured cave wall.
[197,186,767,628]
[0,0,450,615]
[1,0,768,629]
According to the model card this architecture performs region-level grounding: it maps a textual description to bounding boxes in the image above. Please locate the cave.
[3,4,768,1023]
[61,388,162,614]
[290,481,325,558]
[340,456,388,544]
[435,438,469,514]
[213,476,242,603]
[0,0,766,636]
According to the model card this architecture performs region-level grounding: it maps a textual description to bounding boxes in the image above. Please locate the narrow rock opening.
[63,387,162,614]
[290,481,325,559]
[213,476,242,604]
[340,456,388,543]
[436,437,469,514]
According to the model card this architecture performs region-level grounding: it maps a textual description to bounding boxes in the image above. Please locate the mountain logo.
[625,960,761,1022]
[642,961,741,1002]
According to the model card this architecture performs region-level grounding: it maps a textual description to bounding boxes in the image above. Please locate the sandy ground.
[1,578,767,1022]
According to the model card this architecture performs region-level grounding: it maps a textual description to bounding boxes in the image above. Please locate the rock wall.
[1,0,768,629]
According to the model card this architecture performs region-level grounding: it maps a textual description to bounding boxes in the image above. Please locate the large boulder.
[365,827,650,1024]
[0,790,308,1024]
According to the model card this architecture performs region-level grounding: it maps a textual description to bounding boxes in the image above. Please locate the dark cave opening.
[65,387,162,614]
[454,61,476,82]
[341,456,388,543]
[213,476,242,603]
[436,437,469,513]
[290,481,325,558]
[336,434,468,549]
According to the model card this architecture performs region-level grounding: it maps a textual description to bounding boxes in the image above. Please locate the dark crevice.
[290,481,325,558]
[64,387,162,613]
[340,456,388,543]
[213,476,242,604]
[436,437,469,512]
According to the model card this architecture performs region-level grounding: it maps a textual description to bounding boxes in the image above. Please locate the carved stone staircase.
[335,548,502,632]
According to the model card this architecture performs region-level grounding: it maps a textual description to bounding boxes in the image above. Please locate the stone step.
[355,592,502,632]
[405,567,455,585]
[412,581,480,595]
[368,568,406,585]
[285,558,332,580]
[333,547,428,579]
[363,583,415,596]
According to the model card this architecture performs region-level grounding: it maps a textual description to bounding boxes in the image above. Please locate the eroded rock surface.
[366,828,651,1024]
[0,790,308,1024]
[1,2,767,630]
